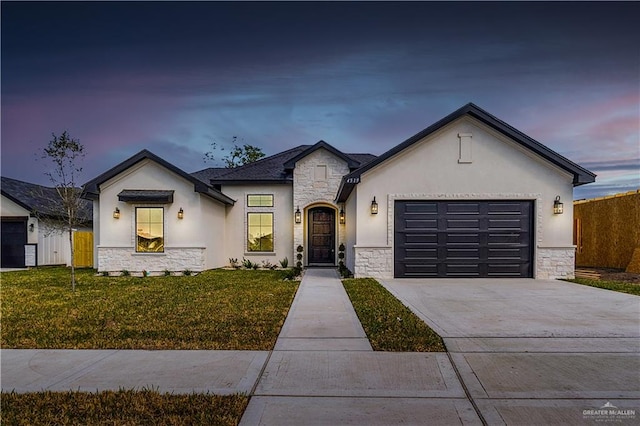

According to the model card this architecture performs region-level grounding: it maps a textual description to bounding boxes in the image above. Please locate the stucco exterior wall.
[292,148,349,265]
[344,193,358,273]
[95,159,226,272]
[352,116,575,279]
[220,184,293,266]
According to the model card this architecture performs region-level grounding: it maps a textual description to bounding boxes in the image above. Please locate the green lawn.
[343,278,445,352]
[1,267,298,350]
[1,390,248,426]
[567,278,640,296]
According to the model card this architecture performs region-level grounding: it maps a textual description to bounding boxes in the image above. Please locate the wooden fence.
[573,190,640,269]
[73,231,94,268]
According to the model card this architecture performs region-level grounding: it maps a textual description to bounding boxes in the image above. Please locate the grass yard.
[1,390,248,426]
[1,267,298,350]
[567,278,640,296]
[343,278,445,352]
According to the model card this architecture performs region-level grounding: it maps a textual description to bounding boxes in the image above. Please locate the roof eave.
[211,179,292,185]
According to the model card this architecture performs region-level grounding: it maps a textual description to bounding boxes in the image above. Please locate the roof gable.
[283,140,362,170]
[82,150,234,205]
[336,103,596,202]
[191,144,376,185]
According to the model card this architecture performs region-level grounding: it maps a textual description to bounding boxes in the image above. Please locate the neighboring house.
[82,103,595,279]
[574,190,640,270]
[1,177,93,268]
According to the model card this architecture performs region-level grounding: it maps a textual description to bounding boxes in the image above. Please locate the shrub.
[228,258,239,269]
[183,269,192,276]
[242,258,253,269]
[101,271,109,277]
[261,260,274,270]
[283,266,302,280]
[121,270,130,277]
[296,245,303,253]
[252,263,259,270]
[163,269,171,276]
[339,243,345,252]
[296,253,303,261]
[296,261,302,268]
[279,257,289,268]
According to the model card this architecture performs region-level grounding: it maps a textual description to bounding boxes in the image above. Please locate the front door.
[308,207,335,264]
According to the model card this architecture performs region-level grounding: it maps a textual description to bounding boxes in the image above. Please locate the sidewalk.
[239,268,476,425]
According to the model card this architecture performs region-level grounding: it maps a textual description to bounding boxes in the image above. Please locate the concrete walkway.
[240,269,475,425]
[274,268,371,351]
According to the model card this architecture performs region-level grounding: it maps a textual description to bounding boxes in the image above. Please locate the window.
[136,207,164,252]
[247,194,274,207]
[247,213,273,252]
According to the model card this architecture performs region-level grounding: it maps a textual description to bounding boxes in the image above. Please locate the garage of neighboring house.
[1,176,94,268]
[394,200,533,278]
[1,217,28,268]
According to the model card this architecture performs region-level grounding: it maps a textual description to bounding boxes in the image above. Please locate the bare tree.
[36,131,87,291]
[203,136,265,168]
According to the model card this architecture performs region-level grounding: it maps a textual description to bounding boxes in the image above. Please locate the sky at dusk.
[2,1,638,200]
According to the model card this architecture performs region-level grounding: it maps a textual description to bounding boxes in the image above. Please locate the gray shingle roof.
[191,144,377,184]
[1,176,93,222]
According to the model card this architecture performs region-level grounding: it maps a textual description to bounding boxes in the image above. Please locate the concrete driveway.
[381,278,640,425]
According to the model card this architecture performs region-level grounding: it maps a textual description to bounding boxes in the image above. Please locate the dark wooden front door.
[308,207,335,264]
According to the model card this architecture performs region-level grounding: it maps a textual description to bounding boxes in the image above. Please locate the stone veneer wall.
[354,247,393,279]
[536,247,575,279]
[98,247,206,272]
[292,149,350,261]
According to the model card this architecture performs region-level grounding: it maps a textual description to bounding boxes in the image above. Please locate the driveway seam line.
[248,350,273,397]
[446,350,488,426]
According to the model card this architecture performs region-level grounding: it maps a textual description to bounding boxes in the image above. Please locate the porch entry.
[308,207,335,264]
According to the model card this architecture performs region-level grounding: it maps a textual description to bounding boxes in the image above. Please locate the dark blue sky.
[2,2,638,199]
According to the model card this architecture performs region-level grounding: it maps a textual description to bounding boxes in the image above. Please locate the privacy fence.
[573,190,640,271]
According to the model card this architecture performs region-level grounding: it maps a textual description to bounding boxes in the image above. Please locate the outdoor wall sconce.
[295,206,302,224]
[29,223,35,232]
[177,207,184,219]
[553,196,564,215]
[370,197,379,215]
[339,207,346,224]
[113,207,120,219]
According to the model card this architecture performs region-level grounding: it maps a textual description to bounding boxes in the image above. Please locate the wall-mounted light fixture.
[370,197,379,215]
[553,196,564,215]
[177,207,184,219]
[295,206,302,224]
[113,207,120,219]
[339,207,346,224]
[29,223,35,232]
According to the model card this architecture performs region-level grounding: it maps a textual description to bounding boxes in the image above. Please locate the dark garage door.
[394,200,533,278]
[1,217,28,268]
